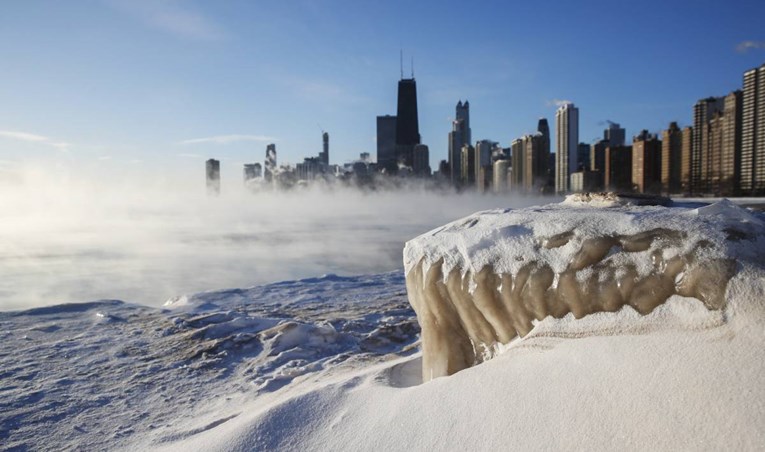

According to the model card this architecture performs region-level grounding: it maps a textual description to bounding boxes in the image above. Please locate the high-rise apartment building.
[604,122,626,147]
[721,91,743,195]
[661,122,683,194]
[632,130,662,194]
[591,139,608,172]
[605,145,632,192]
[206,158,220,196]
[395,77,420,168]
[376,115,397,173]
[741,63,765,194]
[507,133,549,194]
[555,103,579,194]
[510,138,524,191]
[692,96,725,194]
[681,126,693,194]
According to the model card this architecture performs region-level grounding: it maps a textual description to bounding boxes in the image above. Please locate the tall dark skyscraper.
[457,100,471,145]
[376,115,397,173]
[320,132,329,165]
[206,158,220,196]
[395,76,420,168]
[537,118,550,156]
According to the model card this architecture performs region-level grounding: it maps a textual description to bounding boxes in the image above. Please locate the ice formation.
[404,198,765,381]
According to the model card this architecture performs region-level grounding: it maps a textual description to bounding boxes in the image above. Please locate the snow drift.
[404,197,765,381]
[3,197,765,451]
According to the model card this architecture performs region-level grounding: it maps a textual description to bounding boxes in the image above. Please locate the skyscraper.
[460,144,475,187]
[681,126,693,194]
[721,91,743,195]
[555,102,579,194]
[457,100,471,145]
[632,130,662,194]
[537,118,550,157]
[264,143,277,183]
[449,100,471,186]
[320,132,329,166]
[741,63,765,194]
[661,122,683,194]
[395,76,420,168]
[413,144,430,176]
[605,145,632,192]
[692,96,725,194]
[510,138,524,192]
[376,115,397,173]
[474,139,494,192]
[243,163,262,183]
[577,143,590,171]
[206,158,220,196]
[493,159,510,194]
[591,139,609,172]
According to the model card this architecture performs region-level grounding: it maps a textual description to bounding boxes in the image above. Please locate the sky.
[1,0,765,183]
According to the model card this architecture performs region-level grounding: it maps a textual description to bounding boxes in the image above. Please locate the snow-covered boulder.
[404,198,765,381]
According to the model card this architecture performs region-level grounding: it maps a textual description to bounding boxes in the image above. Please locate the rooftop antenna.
[411,56,414,78]
[400,49,403,79]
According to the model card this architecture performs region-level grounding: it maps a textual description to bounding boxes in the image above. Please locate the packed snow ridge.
[404,196,765,381]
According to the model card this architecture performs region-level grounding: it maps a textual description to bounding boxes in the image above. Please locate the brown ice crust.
[406,227,738,382]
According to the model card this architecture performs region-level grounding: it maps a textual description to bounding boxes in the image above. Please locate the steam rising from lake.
[0,168,551,310]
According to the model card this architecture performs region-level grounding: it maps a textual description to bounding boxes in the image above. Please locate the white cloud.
[0,130,70,151]
[546,99,574,108]
[108,0,225,41]
[736,40,765,53]
[178,135,277,146]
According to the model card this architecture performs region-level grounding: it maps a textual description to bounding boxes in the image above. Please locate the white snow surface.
[2,201,765,451]
[404,198,765,280]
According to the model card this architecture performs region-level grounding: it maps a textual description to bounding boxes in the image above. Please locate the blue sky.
[1,0,764,180]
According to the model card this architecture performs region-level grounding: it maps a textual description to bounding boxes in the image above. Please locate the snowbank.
[3,199,765,451]
[404,199,765,380]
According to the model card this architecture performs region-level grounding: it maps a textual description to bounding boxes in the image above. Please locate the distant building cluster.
[445,62,765,197]
[205,60,765,197]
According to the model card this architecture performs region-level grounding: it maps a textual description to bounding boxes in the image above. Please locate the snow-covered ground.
[2,198,765,451]
[0,272,418,450]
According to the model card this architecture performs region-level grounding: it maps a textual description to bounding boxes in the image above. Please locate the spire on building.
[400,49,403,80]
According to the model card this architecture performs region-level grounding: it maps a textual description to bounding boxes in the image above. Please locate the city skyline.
[1,1,765,184]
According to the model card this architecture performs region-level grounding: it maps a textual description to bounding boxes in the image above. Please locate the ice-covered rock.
[404,199,765,381]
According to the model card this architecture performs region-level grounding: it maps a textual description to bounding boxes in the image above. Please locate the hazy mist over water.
[0,168,553,311]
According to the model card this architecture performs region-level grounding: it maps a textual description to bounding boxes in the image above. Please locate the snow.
[2,200,765,450]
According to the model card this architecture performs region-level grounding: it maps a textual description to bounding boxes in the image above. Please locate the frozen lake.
[0,179,549,310]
